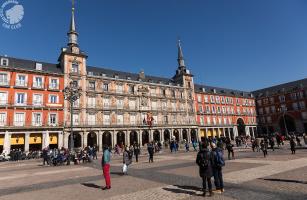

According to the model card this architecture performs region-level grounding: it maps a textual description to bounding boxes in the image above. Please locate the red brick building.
[0,57,64,153]
[194,84,257,140]
[253,78,307,136]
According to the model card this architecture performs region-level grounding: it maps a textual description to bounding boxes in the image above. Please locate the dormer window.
[88,71,94,76]
[35,63,42,71]
[127,76,131,80]
[1,58,8,66]
[71,62,79,73]
[114,75,119,79]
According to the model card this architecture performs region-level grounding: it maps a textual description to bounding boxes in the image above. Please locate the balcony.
[87,104,96,109]
[0,80,9,87]
[15,81,27,88]
[48,84,59,91]
[32,82,44,90]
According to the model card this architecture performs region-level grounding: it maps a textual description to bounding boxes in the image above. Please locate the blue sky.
[0,0,307,91]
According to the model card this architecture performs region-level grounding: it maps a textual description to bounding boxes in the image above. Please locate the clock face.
[72,46,79,54]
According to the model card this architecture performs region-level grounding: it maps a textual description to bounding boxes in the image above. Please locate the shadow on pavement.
[261,178,307,184]
[162,185,203,197]
[81,183,102,189]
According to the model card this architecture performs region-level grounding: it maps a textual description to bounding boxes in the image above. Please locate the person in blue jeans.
[211,143,225,193]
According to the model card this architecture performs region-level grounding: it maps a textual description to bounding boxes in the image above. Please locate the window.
[200,117,204,125]
[162,102,167,109]
[129,100,136,109]
[279,95,285,102]
[172,102,176,111]
[0,73,8,85]
[49,78,58,89]
[211,106,216,113]
[1,58,8,66]
[210,96,215,103]
[213,117,217,125]
[128,85,134,94]
[103,114,110,125]
[152,101,157,110]
[0,92,7,105]
[163,116,168,124]
[221,97,225,104]
[271,106,276,113]
[14,113,25,126]
[88,97,96,108]
[299,101,306,110]
[117,99,124,109]
[33,76,43,88]
[15,93,26,105]
[0,112,6,126]
[197,95,202,102]
[151,88,156,96]
[130,115,136,125]
[217,106,221,113]
[35,63,42,70]
[205,106,210,113]
[103,97,110,108]
[16,74,26,87]
[207,116,211,125]
[49,95,58,104]
[237,107,241,114]
[204,96,209,103]
[269,97,274,104]
[292,102,298,110]
[116,84,123,93]
[103,83,109,92]
[32,113,42,126]
[291,93,297,100]
[218,117,222,125]
[33,94,43,106]
[162,89,166,97]
[117,114,123,125]
[88,114,96,125]
[73,114,79,125]
[49,113,57,126]
[265,107,270,114]
[172,90,176,98]
[216,96,220,104]
[88,81,95,90]
[71,62,79,73]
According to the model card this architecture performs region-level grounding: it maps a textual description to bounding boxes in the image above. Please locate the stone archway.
[68,132,82,149]
[279,114,296,135]
[153,130,160,142]
[87,131,97,147]
[102,131,112,147]
[182,129,188,141]
[237,118,246,136]
[173,129,179,141]
[142,130,149,145]
[130,131,138,145]
[164,129,170,143]
[190,129,197,142]
[117,131,125,147]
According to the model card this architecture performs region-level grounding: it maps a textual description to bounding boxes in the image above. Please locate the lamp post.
[64,81,82,151]
[278,107,288,137]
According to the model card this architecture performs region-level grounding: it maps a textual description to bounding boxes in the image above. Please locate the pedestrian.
[147,142,154,163]
[101,145,111,190]
[290,137,296,154]
[269,137,275,151]
[226,139,234,160]
[196,142,214,197]
[260,140,268,157]
[122,147,132,175]
[185,140,190,152]
[192,140,197,151]
[133,143,140,162]
[42,147,49,166]
[211,143,225,193]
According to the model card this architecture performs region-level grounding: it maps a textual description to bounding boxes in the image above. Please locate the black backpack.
[199,152,209,169]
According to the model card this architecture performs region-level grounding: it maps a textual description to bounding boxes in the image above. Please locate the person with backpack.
[122,147,132,175]
[211,143,225,193]
[101,145,111,190]
[147,142,154,163]
[225,138,234,160]
[196,142,215,197]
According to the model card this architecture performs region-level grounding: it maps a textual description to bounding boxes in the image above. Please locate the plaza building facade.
[194,85,257,140]
[253,78,307,136]
[0,57,64,154]
[0,6,260,153]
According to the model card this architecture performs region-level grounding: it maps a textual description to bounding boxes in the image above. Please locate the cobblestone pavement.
[0,145,307,200]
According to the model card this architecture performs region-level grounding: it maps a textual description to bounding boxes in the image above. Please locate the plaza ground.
[0,145,307,200]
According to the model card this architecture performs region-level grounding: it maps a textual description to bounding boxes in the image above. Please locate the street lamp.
[278,107,288,137]
[64,81,82,151]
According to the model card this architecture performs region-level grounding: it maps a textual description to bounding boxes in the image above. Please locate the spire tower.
[177,39,185,69]
[67,0,78,47]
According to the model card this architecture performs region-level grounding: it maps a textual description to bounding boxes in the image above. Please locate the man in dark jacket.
[133,143,140,162]
[196,142,214,197]
[147,142,154,163]
[211,143,225,193]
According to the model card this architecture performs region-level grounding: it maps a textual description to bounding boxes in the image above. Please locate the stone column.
[3,131,11,155]
[112,130,116,148]
[58,131,64,149]
[82,131,87,148]
[197,128,201,141]
[98,131,103,152]
[149,129,153,142]
[138,130,142,147]
[63,131,69,149]
[24,133,30,152]
[126,130,130,147]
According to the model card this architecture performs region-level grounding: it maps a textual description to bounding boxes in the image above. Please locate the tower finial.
[177,39,185,68]
[67,0,78,47]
